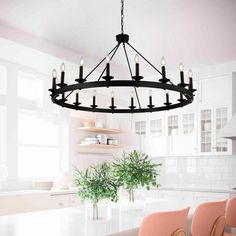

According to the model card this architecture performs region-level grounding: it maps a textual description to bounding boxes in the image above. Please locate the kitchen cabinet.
[167,110,197,156]
[134,119,147,152]
[199,107,232,155]
[50,194,71,209]
[145,116,167,156]
[0,191,81,216]
[199,75,232,106]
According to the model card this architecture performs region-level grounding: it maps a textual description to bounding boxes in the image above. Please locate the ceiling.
[0,0,236,77]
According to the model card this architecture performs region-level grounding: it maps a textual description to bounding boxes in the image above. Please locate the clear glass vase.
[85,201,111,220]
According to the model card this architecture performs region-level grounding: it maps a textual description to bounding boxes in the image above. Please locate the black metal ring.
[51,80,193,113]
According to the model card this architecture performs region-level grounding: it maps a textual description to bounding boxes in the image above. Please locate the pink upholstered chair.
[138,207,190,236]
[224,196,236,236]
[191,200,227,236]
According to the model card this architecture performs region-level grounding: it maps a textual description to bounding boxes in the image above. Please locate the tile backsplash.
[153,155,236,191]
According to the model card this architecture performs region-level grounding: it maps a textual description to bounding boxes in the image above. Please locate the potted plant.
[113,150,162,202]
[74,162,118,220]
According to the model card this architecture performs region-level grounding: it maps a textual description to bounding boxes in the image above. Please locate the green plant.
[113,150,162,202]
[74,162,118,220]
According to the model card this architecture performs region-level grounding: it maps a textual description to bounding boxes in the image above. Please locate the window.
[215,107,228,152]
[168,115,178,136]
[183,113,194,135]
[135,121,146,135]
[150,119,162,137]
[18,110,60,179]
[17,71,43,107]
[201,109,212,152]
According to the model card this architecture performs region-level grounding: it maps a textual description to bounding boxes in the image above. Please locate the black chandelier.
[49,0,196,114]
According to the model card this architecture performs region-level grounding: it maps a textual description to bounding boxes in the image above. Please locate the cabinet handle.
[58,203,64,206]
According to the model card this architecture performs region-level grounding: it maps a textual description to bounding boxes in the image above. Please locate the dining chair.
[224,196,236,236]
[191,199,227,236]
[138,207,190,236]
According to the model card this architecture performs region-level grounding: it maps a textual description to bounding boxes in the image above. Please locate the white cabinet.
[50,194,71,209]
[145,116,167,156]
[0,192,81,216]
[199,75,232,106]
[0,193,50,216]
[131,74,233,156]
[199,107,232,155]
[50,193,81,209]
[167,111,197,156]
[134,119,147,152]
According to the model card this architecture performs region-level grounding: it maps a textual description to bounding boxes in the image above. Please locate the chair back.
[225,196,236,227]
[138,207,190,236]
[191,200,227,236]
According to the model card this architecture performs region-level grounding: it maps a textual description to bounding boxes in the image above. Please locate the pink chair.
[138,207,190,236]
[224,196,236,236]
[191,200,227,236]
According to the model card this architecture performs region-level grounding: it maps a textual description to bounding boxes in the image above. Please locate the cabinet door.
[200,109,212,153]
[134,120,147,152]
[200,107,232,155]
[167,115,181,155]
[145,118,167,156]
[214,107,232,154]
[50,195,70,209]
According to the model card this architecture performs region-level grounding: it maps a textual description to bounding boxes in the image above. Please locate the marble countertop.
[0,199,195,236]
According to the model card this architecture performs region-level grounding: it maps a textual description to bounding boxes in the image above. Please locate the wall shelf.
[77,144,123,154]
[77,127,121,134]
[77,144,122,149]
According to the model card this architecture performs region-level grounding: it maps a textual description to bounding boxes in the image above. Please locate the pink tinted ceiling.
[0,0,236,74]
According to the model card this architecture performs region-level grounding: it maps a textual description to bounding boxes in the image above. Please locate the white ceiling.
[0,0,236,76]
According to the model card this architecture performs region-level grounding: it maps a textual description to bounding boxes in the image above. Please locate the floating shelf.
[77,144,123,154]
[77,144,122,149]
[77,127,121,134]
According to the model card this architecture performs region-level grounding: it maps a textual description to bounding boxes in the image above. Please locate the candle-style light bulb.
[188,69,193,78]
[61,63,65,72]
[161,56,166,66]
[80,58,84,66]
[52,69,57,78]
[135,54,139,63]
[111,91,114,98]
[165,90,169,95]
[149,89,152,97]
[179,63,184,71]
[131,91,134,98]
[93,90,96,96]
[106,56,110,63]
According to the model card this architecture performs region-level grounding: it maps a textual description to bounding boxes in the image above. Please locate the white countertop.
[0,188,77,196]
[0,199,198,236]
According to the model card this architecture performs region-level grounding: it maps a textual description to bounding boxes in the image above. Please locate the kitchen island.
[0,199,201,236]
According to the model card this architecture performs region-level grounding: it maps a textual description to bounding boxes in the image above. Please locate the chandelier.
[49,0,196,113]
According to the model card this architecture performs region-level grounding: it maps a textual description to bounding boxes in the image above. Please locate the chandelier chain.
[121,0,124,34]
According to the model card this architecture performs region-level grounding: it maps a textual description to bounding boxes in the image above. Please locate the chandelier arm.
[97,43,121,81]
[83,44,119,81]
[127,42,162,76]
[122,42,141,109]
[65,90,74,100]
